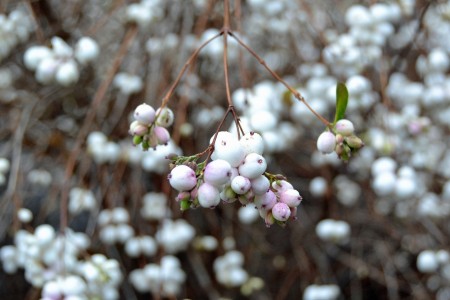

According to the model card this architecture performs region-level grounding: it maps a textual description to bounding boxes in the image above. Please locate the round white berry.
[250,175,270,195]
[271,202,291,222]
[203,159,232,187]
[168,165,197,192]
[34,224,55,246]
[231,175,252,195]
[55,60,80,86]
[156,107,174,127]
[198,182,221,208]
[51,37,73,58]
[335,119,354,136]
[24,46,53,71]
[309,177,328,197]
[213,133,246,167]
[134,104,156,125]
[417,250,439,273]
[17,208,33,223]
[238,153,267,179]
[317,131,336,154]
[74,37,100,65]
[239,132,264,155]
[35,57,58,84]
[125,238,141,257]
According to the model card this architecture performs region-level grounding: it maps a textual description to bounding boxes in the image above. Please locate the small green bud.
[180,199,190,211]
[133,135,142,145]
[345,135,364,149]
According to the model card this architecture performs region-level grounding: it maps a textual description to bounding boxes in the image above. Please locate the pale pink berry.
[335,119,354,136]
[134,104,156,125]
[239,131,264,155]
[168,165,197,191]
[279,189,302,208]
[231,175,251,195]
[254,190,277,211]
[204,159,232,187]
[153,126,170,145]
[155,107,174,127]
[197,182,221,208]
[272,202,291,222]
[250,175,270,195]
[131,123,148,136]
[317,131,336,154]
[238,153,267,179]
[271,180,294,193]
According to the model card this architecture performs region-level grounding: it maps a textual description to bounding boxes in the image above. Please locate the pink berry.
[168,165,197,191]
[203,159,232,187]
[197,182,220,208]
[272,202,291,222]
[254,190,276,211]
[132,123,148,136]
[153,126,170,145]
[279,189,302,208]
[238,153,267,179]
[317,131,336,154]
[134,104,156,125]
[239,132,264,155]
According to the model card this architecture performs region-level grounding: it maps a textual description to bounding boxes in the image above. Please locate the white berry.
[168,165,197,192]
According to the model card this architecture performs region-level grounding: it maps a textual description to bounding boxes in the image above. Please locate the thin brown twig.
[159,31,222,110]
[228,31,331,127]
[59,25,138,233]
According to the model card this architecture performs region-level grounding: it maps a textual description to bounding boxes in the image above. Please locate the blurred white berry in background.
[316,219,351,244]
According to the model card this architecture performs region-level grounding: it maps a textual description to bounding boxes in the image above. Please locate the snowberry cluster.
[416,249,450,297]
[0,157,10,186]
[129,255,186,296]
[124,235,157,258]
[113,72,143,95]
[126,0,164,28]
[98,208,134,245]
[140,192,168,221]
[129,103,174,151]
[155,219,195,254]
[69,187,96,215]
[42,253,122,300]
[0,8,34,62]
[213,250,249,288]
[316,119,364,161]
[168,131,302,226]
[87,131,122,164]
[0,225,123,299]
[24,36,99,86]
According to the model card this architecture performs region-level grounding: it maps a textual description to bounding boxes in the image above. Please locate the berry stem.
[229,31,331,127]
[60,25,138,233]
[159,32,222,110]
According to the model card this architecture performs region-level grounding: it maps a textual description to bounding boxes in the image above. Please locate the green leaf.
[334,83,349,124]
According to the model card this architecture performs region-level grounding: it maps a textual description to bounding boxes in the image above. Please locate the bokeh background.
[1,0,449,299]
